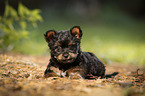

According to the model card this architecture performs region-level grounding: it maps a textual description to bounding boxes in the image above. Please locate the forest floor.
[0,54,145,96]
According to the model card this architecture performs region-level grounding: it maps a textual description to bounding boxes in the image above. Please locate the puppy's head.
[44,26,82,64]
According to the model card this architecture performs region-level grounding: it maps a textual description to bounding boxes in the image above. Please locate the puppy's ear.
[70,26,82,39]
[44,30,56,42]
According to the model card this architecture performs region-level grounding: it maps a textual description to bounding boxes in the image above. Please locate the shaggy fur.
[44,26,105,79]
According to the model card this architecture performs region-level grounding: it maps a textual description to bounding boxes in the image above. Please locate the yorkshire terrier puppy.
[44,26,105,79]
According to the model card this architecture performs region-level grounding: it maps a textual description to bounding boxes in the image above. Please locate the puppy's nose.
[63,53,69,58]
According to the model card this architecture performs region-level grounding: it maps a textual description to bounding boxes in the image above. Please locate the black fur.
[44,26,106,79]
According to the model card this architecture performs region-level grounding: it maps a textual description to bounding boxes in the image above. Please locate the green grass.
[81,24,145,66]
[14,10,145,66]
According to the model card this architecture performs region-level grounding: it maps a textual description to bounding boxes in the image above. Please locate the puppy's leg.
[44,63,57,77]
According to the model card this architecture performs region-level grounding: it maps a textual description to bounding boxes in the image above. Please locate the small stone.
[117,81,133,88]
[22,73,30,78]
[10,70,17,75]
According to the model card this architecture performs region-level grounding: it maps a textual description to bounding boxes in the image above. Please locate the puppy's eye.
[69,44,76,50]
[71,44,76,47]
[55,46,61,52]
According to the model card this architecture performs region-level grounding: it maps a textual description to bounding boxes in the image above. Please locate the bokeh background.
[0,0,145,66]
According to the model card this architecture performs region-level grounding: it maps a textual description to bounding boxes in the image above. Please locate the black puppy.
[44,26,105,79]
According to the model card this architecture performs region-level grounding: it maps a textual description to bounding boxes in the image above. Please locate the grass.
[14,9,145,66]
[81,24,145,66]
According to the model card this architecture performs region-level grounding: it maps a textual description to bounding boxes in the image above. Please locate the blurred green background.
[0,0,145,66]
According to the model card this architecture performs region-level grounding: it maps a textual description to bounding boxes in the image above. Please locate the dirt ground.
[0,54,145,96]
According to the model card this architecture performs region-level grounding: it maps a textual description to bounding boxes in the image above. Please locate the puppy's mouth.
[55,53,77,64]
[61,59,74,63]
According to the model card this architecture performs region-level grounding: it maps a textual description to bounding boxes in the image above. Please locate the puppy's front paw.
[68,73,83,79]
[44,72,57,78]
[85,74,99,79]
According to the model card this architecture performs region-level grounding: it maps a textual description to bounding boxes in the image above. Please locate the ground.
[0,54,144,96]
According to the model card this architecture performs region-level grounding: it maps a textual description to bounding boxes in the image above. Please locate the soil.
[0,54,145,96]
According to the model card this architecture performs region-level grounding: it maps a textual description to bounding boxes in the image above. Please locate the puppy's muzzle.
[56,53,77,63]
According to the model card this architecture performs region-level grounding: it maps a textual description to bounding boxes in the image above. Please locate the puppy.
[44,26,105,79]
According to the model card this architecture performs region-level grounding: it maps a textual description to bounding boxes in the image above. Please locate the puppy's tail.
[105,72,119,79]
